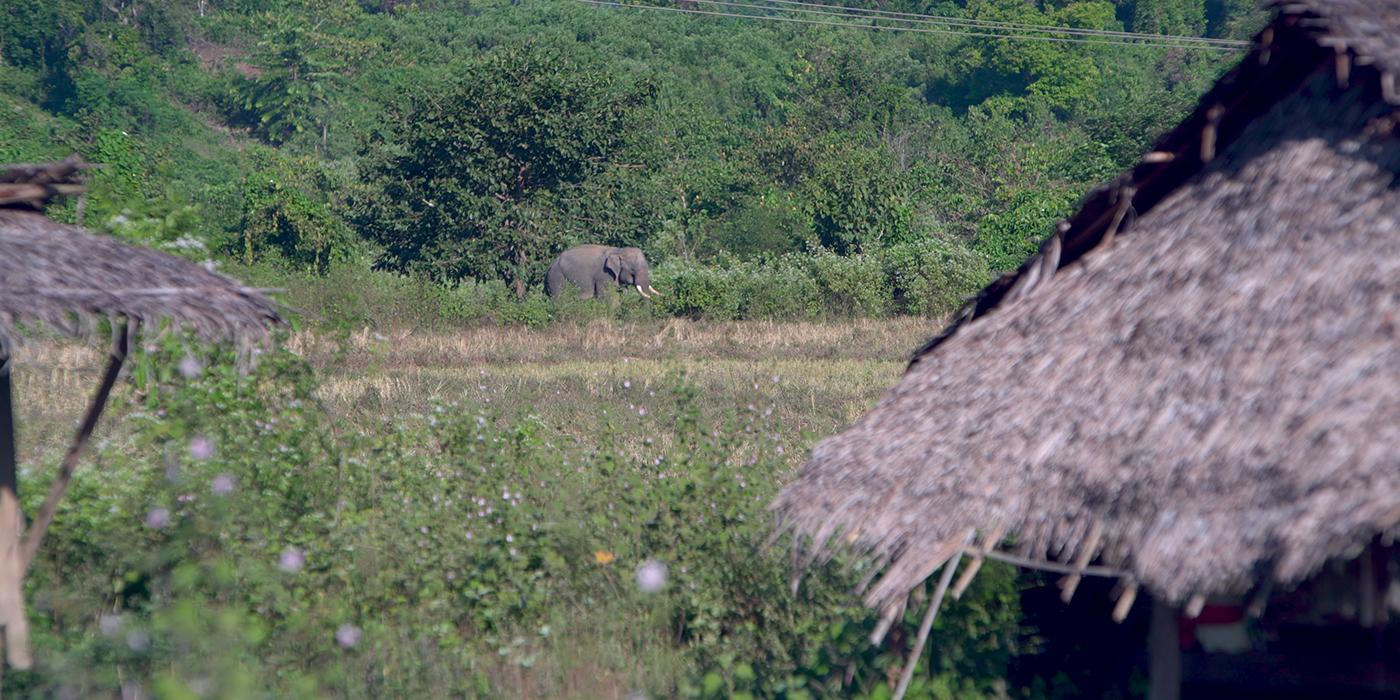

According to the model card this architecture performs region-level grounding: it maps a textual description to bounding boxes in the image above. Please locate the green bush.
[974,189,1079,272]
[653,259,745,321]
[705,197,808,260]
[806,251,892,318]
[237,152,356,274]
[733,256,824,320]
[11,338,1025,698]
[238,241,994,331]
[653,256,825,321]
[884,237,992,317]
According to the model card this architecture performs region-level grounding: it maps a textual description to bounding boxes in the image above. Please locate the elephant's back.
[562,244,612,257]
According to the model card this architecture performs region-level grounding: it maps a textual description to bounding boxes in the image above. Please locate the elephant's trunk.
[636,285,652,299]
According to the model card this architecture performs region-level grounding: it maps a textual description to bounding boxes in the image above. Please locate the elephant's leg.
[546,264,566,299]
[591,274,615,300]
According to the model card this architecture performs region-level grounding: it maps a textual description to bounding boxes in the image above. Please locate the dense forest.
[2,0,1265,324]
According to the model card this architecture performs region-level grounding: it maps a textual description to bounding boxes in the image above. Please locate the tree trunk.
[512,247,528,299]
[1149,598,1182,700]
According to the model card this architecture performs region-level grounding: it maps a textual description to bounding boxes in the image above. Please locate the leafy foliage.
[231,0,379,150]
[354,43,658,295]
[15,342,1024,697]
[1,0,1266,313]
[238,151,354,272]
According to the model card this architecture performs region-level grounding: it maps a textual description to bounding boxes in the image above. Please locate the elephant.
[545,245,661,300]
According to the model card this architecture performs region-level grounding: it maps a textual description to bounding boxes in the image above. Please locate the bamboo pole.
[951,524,1005,600]
[1113,582,1139,623]
[1060,520,1103,603]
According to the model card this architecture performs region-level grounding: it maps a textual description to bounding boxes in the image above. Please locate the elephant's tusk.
[636,285,652,299]
[646,285,662,296]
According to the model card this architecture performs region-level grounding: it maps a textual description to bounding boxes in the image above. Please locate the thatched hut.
[772,1,1400,697]
[0,159,281,671]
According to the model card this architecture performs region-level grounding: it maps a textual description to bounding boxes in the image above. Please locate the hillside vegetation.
[3,0,1263,323]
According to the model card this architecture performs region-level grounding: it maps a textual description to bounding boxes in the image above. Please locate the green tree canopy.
[353,43,657,295]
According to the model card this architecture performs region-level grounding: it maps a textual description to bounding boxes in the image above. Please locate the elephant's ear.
[604,253,622,279]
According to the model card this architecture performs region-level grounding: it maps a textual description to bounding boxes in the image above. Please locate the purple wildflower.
[211,473,236,495]
[335,624,362,649]
[179,355,203,379]
[188,436,214,461]
[279,547,305,573]
[635,559,667,593]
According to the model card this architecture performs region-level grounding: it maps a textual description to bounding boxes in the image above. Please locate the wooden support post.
[1149,598,1182,700]
[0,353,14,499]
[1060,520,1103,604]
[0,351,33,670]
[1361,543,1378,629]
[952,524,1005,600]
[21,320,129,570]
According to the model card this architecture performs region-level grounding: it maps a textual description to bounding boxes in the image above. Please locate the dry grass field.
[293,317,931,455]
[9,317,934,463]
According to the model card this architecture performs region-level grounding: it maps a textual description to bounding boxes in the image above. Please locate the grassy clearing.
[293,318,931,463]
[9,317,1021,700]
[13,317,931,461]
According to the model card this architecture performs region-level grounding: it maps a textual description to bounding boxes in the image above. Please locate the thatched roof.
[0,160,281,349]
[0,159,282,672]
[772,0,1400,623]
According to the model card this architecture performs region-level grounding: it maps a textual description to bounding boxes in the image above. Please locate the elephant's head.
[605,247,661,299]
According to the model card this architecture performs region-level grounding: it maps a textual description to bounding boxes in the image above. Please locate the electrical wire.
[690,0,1244,47]
[577,0,1247,52]
[733,0,1248,46]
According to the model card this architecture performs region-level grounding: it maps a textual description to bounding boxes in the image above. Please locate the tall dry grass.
[11,317,933,468]
[290,317,933,465]
[286,316,934,368]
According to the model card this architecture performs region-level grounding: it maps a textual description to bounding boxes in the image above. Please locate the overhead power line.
[577,0,1248,52]
[745,0,1248,46]
[690,0,1245,47]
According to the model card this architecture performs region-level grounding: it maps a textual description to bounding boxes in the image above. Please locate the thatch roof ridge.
[909,0,1400,368]
[0,157,90,210]
[1275,0,1400,79]
[773,0,1400,622]
[0,160,282,349]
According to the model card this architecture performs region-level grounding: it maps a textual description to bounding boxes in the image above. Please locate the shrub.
[974,189,1077,272]
[705,197,808,260]
[237,243,995,332]
[806,251,892,318]
[732,256,824,320]
[238,152,356,274]
[653,259,745,321]
[884,237,992,317]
